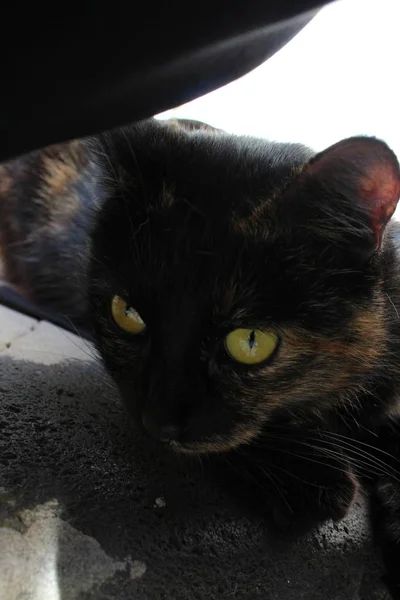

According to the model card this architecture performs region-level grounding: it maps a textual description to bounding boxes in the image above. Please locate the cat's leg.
[262,438,358,530]
[367,422,400,599]
[0,143,93,323]
[370,480,400,599]
[218,428,358,532]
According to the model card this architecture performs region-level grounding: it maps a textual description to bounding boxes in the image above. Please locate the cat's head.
[88,119,400,453]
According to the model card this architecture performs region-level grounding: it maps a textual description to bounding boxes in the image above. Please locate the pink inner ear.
[358,162,400,247]
[308,137,400,249]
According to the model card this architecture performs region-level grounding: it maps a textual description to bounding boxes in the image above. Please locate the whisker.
[237,446,321,488]
[58,319,100,363]
[197,454,204,478]
[321,430,400,466]
[253,434,368,479]
[303,441,400,484]
[386,292,399,319]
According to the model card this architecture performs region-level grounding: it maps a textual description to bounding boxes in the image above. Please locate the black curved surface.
[1,1,332,160]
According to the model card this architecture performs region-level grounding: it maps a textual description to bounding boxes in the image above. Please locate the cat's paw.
[383,579,400,600]
[269,469,358,532]
[369,477,400,600]
[211,436,358,533]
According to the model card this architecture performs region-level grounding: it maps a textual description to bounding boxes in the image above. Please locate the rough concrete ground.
[0,305,389,600]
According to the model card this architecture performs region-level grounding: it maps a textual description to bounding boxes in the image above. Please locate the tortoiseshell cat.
[1,118,400,597]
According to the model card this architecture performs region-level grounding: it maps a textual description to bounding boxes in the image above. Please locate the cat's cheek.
[111,376,145,429]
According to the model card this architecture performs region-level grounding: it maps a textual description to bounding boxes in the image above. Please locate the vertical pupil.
[249,330,256,349]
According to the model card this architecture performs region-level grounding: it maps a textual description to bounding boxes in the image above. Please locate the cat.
[1,117,400,597]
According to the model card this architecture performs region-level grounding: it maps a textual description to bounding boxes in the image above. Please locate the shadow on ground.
[0,355,388,600]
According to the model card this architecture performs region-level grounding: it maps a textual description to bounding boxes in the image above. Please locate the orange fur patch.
[0,166,13,198]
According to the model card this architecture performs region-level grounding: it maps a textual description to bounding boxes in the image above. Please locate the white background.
[157,0,400,214]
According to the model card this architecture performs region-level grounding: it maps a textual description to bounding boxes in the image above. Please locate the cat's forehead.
[107,132,314,287]
[97,124,336,319]
[157,147,309,218]
[110,121,313,224]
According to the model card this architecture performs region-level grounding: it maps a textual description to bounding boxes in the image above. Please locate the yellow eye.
[225,328,278,365]
[111,295,146,335]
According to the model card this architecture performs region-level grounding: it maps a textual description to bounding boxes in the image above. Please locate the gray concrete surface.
[0,304,389,599]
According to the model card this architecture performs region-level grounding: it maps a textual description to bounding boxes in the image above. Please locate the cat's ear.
[286,137,400,252]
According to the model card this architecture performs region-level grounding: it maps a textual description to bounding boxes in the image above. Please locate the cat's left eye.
[111,295,146,334]
[225,328,278,365]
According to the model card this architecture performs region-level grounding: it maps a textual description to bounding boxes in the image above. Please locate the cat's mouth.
[169,436,248,455]
[169,440,226,455]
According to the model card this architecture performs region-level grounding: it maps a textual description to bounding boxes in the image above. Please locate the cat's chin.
[169,438,243,455]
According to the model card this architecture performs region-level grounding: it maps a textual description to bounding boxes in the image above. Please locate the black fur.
[1,118,400,596]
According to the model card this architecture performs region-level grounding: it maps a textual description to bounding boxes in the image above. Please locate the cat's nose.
[142,413,181,442]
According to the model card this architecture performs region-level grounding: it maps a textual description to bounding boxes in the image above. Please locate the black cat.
[1,118,400,597]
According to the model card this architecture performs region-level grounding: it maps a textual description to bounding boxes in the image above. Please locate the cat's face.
[88,120,400,453]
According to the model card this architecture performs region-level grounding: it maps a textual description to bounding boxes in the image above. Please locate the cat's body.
[1,118,400,597]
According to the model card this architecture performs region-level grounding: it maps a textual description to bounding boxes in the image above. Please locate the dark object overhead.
[0,0,332,332]
[1,1,332,162]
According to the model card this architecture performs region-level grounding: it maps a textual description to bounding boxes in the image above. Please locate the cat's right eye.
[225,328,278,365]
[111,295,146,335]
